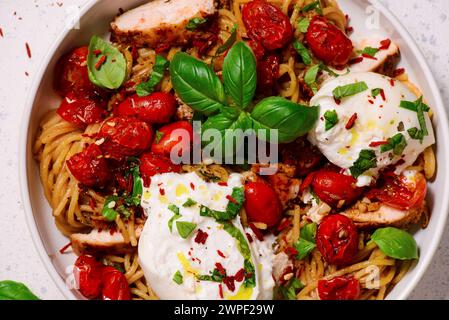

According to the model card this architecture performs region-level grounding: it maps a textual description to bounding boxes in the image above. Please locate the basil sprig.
[350,149,377,178]
[87,35,126,90]
[293,223,317,260]
[0,281,39,300]
[371,227,418,260]
[333,81,369,100]
[136,55,169,96]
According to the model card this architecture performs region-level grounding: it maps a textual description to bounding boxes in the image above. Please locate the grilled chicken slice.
[71,226,143,256]
[111,0,217,48]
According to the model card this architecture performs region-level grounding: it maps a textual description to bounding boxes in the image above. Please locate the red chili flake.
[379,105,384,108]
[223,276,236,292]
[277,218,291,232]
[284,246,298,257]
[218,284,224,298]
[362,53,377,60]
[159,188,165,195]
[194,229,209,244]
[215,262,227,276]
[379,39,391,50]
[190,182,195,190]
[249,223,264,241]
[246,232,254,243]
[320,116,324,121]
[380,88,386,101]
[234,269,245,282]
[93,49,102,56]
[25,71,29,77]
[217,250,226,258]
[226,195,238,205]
[390,79,395,87]
[218,182,228,186]
[334,97,341,105]
[95,55,107,70]
[349,57,364,65]
[25,42,31,58]
[369,141,388,147]
[393,68,405,77]
[345,113,358,130]
[0,28,3,38]
[368,100,374,104]
[59,242,72,254]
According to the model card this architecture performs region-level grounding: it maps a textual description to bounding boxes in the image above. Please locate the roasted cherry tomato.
[98,116,153,161]
[316,214,359,265]
[310,169,364,207]
[57,92,107,128]
[242,0,293,50]
[365,171,426,211]
[53,46,98,97]
[318,276,360,300]
[139,152,182,187]
[115,92,177,124]
[151,121,193,158]
[73,255,104,299]
[305,16,353,68]
[67,144,110,187]
[244,180,282,227]
[281,139,323,177]
[101,266,131,300]
[257,54,280,92]
[247,40,266,60]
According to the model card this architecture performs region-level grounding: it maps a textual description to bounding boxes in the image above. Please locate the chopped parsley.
[176,221,197,239]
[293,40,312,65]
[324,109,339,131]
[182,198,197,207]
[349,149,377,178]
[333,81,369,100]
[297,17,310,33]
[380,133,407,156]
[357,46,379,57]
[186,17,207,30]
[173,271,183,285]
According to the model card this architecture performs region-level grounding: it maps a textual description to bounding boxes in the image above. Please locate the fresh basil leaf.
[136,55,169,96]
[408,127,424,141]
[168,204,182,232]
[173,271,183,285]
[297,17,310,33]
[357,46,379,57]
[333,81,369,100]
[293,41,312,65]
[0,281,39,300]
[371,227,418,260]
[183,198,197,207]
[380,133,407,156]
[294,238,316,260]
[170,52,227,116]
[223,41,257,109]
[301,223,317,243]
[250,97,319,143]
[176,221,197,238]
[371,88,382,97]
[280,278,304,300]
[304,64,320,93]
[301,1,323,14]
[199,188,244,222]
[87,35,126,90]
[400,97,430,112]
[186,17,207,30]
[416,97,429,137]
[324,109,338,131]
[102,196,120,221]
[216,24,238,55]
[349,149,377,178]
[124,165,143,207]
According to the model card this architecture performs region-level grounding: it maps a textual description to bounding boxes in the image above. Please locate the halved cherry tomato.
[257,54,280,92]
[281,139,323,177]
[318,275,360,300]
[67,144,110,187]
[101,266,131,300]
[244,180,282,227]
[316,214,358,265]
[139,152,182,187]
[247,40,266,61]
[53,46,99,97]
[310,169,364,207]
[242,0,293,50]
[115,92,177,124]
[151,121,193,158]
[365,171,427,211]
[73,255,104,299]
[98,116,153,161]
[57,92,107,128]
[305,16,353,68]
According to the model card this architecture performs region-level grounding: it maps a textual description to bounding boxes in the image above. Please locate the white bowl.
[19,0,449,300]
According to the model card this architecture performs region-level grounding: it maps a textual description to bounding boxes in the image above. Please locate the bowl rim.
[19,0,449,300]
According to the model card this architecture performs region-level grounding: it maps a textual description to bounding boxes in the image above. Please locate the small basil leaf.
[349,149,377,178]
[170,52,227,116]
[293,41,312,65]
[183,198,197,207]
[357,46,379,57]
[176,221,197,239]
[250,97,319,143]
[0,281,39,300]
[333,81,369,100]
[304,64,320,93]
[173,271,183,285]
[223,41,257,109]
[371,227,418,260]
[102,196,120,221]
[297,17,310,33]
[87,35,126,90]
[281,278,304,300]
[301,223,317,243]
[294,238,316,260]
[324,109,339,131]
[136,55,169,96]
[168,204,182,232]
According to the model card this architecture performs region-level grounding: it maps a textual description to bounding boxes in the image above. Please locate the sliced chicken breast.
[111,0,217,48]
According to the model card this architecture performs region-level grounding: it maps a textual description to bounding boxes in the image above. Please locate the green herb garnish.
[136,55,169,96]
[183,198,197,207]
[186,17,207,30]
[280,278,304,300]
[168,204,182,232]
[349,149,377,178]
[371,88,382,97]
[324,109,338,131]
[293,223,317,260]
[380,133,407,156]
[173,271,184,285]
[293,40,312,65]
[333,81,369,100]
[176,221,197,239]
[301,1,323,14]
[297,17,310,33]
[357,46,379,57]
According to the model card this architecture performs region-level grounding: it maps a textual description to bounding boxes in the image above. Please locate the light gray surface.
[0,0,448,300]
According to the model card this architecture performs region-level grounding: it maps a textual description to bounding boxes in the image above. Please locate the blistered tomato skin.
[306,16,353,67]
[257,54,280,92]
[67,144,111,188]
[73,255,104,299]
[311,169,364,207]
[115,92,177,124]
[98,116,153,161]
[247,40,266,60]
[139,152,182,187]
[316,214,359,266]
[53,46,98,97]
[57,92,107,128]
[318,276,360,300]
[151,121,193,158]
[101,266,132,300]
[244,180,282,227]
[242,0,293,50]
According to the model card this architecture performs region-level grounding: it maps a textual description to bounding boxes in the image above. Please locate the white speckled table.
[0,0,448,300]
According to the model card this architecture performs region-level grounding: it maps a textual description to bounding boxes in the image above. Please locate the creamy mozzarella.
[308,72,435,186]
[138,172,274,300]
